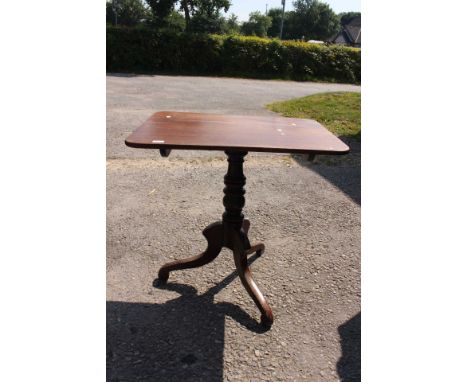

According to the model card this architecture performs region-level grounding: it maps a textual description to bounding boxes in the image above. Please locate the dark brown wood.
[222,151,247,232]
[125,111,349,155]
[126,111,350,328]
[157,221,224,283]
[232,231,273,326]
[157,151,272,326]
[159,148,171,157]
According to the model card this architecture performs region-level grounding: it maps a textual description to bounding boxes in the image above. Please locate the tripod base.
[157,219,273,327]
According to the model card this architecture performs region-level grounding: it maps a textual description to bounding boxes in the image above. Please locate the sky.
[229,0,360,21]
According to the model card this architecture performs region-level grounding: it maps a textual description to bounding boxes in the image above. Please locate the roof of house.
[343,15,361,44]
[332,15,361,46]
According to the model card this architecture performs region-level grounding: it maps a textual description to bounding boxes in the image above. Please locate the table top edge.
[124,140,350,155]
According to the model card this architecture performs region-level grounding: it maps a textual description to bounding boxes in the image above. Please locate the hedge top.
[107,27,361,84]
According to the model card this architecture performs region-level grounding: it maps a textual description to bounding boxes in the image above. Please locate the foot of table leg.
[233,233,274,327]
[157,221,224,284]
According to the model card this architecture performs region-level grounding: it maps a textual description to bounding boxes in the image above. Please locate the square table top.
[125,111,349,155]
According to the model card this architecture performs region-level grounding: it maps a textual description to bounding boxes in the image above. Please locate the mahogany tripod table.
[125,111,349,327]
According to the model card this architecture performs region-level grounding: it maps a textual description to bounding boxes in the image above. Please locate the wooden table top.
[125,111,349,155]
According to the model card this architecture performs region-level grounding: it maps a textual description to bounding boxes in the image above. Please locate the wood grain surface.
[125,111,349,155]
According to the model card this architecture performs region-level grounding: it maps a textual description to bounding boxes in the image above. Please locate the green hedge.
[107,27,360,84]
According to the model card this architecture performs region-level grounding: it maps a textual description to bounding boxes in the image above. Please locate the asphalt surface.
[107,74,361,381]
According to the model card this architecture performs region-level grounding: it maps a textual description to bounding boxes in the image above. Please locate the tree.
[267,7,293,39]
[338,11,360,26]
[106,0,150,26]
[289,0,340,40]
[190,12,226,33]
[224,13,240,34]
[178,0,230,31]
[240,11,272,37]
[194,0,230,15]
[145,0,175,26]
[144,0,231,31]
[163,10,186,31]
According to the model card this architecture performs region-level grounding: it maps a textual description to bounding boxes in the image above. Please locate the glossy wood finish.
[157,221,224,283]
[125,111,349,155]
[126,111,350,328]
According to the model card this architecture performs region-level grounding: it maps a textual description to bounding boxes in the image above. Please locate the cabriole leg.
[158,221,223,283]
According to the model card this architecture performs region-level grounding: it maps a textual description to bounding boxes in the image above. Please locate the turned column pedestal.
[157,151,273,327]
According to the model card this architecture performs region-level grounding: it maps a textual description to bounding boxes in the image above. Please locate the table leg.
[232,231,273,327]
[242,219,264,256]
[245,243,265,256]
[156,150,274,327]
[158,221,223,283]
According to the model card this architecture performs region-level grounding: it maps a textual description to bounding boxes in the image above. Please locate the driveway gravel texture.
[107,74,361,382]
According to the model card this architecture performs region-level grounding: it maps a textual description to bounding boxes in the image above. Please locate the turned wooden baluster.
[157,150,272,326]
[222,151,273,326]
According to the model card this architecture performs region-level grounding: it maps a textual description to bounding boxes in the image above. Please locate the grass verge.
[266,92,361,140]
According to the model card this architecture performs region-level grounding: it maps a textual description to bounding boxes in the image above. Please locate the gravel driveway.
[107,74,361,381]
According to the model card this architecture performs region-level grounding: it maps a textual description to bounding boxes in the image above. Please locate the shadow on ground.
[337,312,361,382]
[107,253,361,382]
[293,137,361,205]
[107,72,141,78]
[107,254,267,382]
